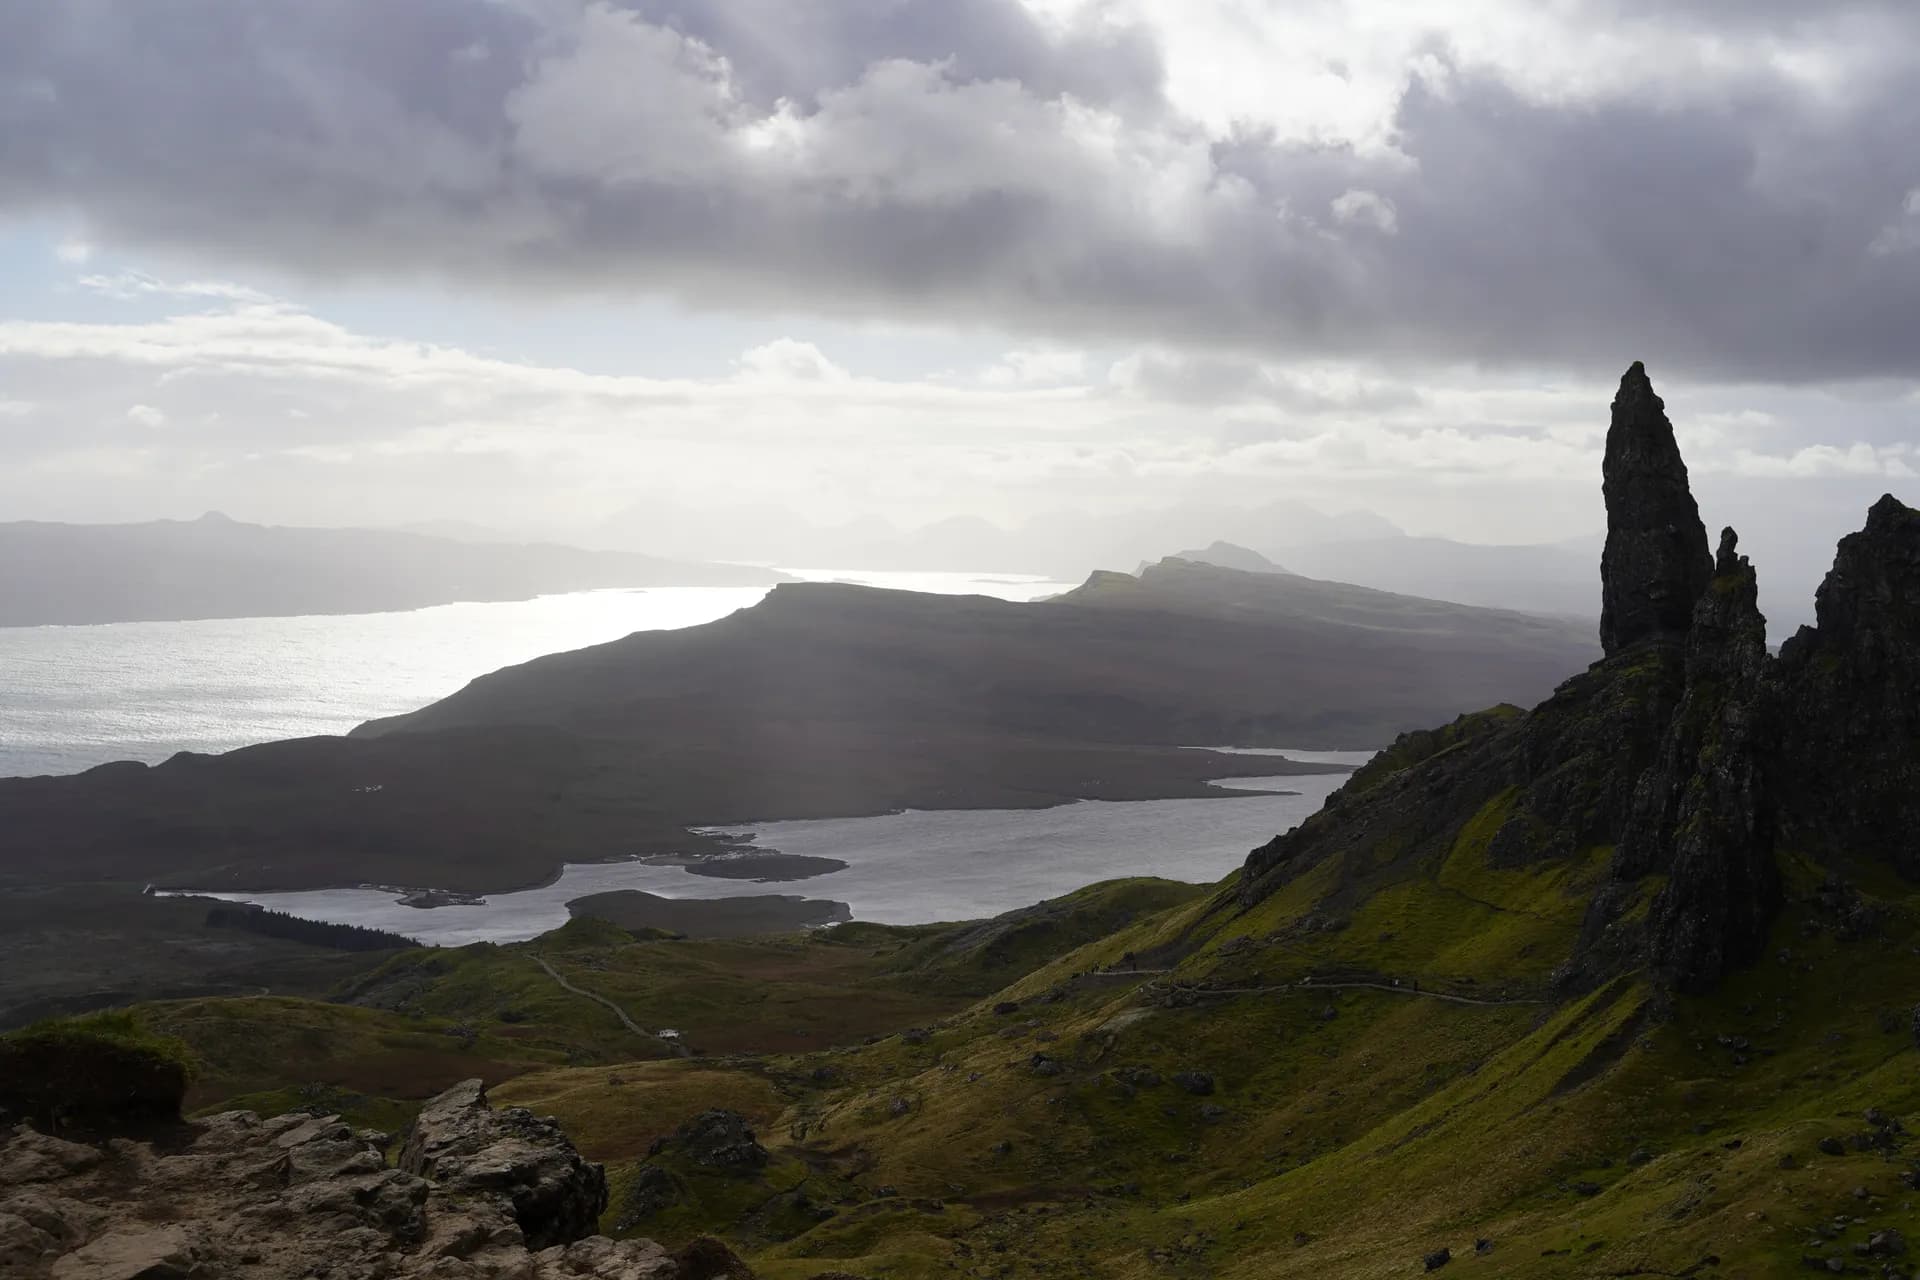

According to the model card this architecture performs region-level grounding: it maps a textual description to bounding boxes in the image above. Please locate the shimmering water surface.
[0,569,1072,777]
[182,764,1368,945]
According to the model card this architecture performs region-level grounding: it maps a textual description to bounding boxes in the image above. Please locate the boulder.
[1868,1228,1907,1257]
[1172,1071,1215,1097]
[400,1078,608,1250]
[658,1111,769,1175]
[0,1083,739,1279]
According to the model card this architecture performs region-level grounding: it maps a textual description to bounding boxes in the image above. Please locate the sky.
[1,0,1917,590]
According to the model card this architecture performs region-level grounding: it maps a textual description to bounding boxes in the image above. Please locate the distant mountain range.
[407,493,1836,632]
[585,496,1403,577]
[0,514,790,627]
[1278,535,1600,620]
[1153,541,1291,575]
[567,497,1619,623]
[393,493,1638,624]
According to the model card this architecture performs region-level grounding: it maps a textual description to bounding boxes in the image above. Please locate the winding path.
[1093,968,1546,1008]
[532,956,689,1056]
[1243,978,1543,1007]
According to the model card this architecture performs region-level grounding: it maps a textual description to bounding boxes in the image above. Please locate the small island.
[567,890,852,938]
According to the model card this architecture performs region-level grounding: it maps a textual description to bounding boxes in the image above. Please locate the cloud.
[1731,442,1913,478]
[1870,189,1920,257]
[978,347,1088,387]
[77,272,275,304]
[1109,349,1422,414]
[734,338,850,383]
[2,279,1915,588]
[1,1,1915,381]
[1330,189,1398,235]
[125,403,167,428]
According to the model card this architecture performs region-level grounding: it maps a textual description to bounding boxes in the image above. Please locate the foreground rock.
[0,1079,753,1279]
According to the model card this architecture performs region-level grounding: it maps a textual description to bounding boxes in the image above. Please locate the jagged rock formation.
[398,1079,613,1251]
[1598,362,1713,655]
[1611,529,1779,991]
[0,1080,753,1279]
[1240,363,1918,996]
[1775,495,1920,878]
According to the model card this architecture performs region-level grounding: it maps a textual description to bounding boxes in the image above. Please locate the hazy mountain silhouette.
[0,515,791,627]
[357,559,1597,750]
[583,497,1624,621]
[588,497,1401,575]
[1154,541,1291,574]
[1277,535,1600,620]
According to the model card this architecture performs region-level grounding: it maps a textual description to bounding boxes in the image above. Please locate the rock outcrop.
[399,1079,611,1251]
[0,1080,754,1279]
[649,1112,770,1176]
[1599,362,1713,655]
[1621,529,1779,991]
[1239,363,1920,996]
[1776,494,1920,877]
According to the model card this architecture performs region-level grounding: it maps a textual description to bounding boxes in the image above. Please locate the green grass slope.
[76,860,1920,1279]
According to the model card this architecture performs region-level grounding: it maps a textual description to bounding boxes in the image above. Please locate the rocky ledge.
[0,1079,753,1280]
[1239,361,1920,998]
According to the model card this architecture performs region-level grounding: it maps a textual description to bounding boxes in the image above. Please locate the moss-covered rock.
[0,1010,194,1129]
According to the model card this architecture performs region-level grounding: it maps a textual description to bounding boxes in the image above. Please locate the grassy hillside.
[98,886,1189,1132]
[76,860,1920,1277]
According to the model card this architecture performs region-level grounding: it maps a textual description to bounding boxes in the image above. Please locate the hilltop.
[1151,541,1292,575]
[357,555,1594,747]
[0,514,789,627]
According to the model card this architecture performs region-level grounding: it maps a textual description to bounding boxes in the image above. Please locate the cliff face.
[1775,496,1920,878]
[1240,363,1918,996]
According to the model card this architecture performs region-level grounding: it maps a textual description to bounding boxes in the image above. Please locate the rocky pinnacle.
[1599,362,1713,655]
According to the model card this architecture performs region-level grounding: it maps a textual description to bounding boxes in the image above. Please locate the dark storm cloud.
[3,0,1918,381]
[1360,75,1920,380]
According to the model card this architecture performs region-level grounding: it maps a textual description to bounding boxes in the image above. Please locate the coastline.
[153,768,1357,946]
[136,750,1346,902]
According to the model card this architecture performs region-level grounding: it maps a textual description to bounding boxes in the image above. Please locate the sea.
[2,568,1373,942]
[0,569,1073,779]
